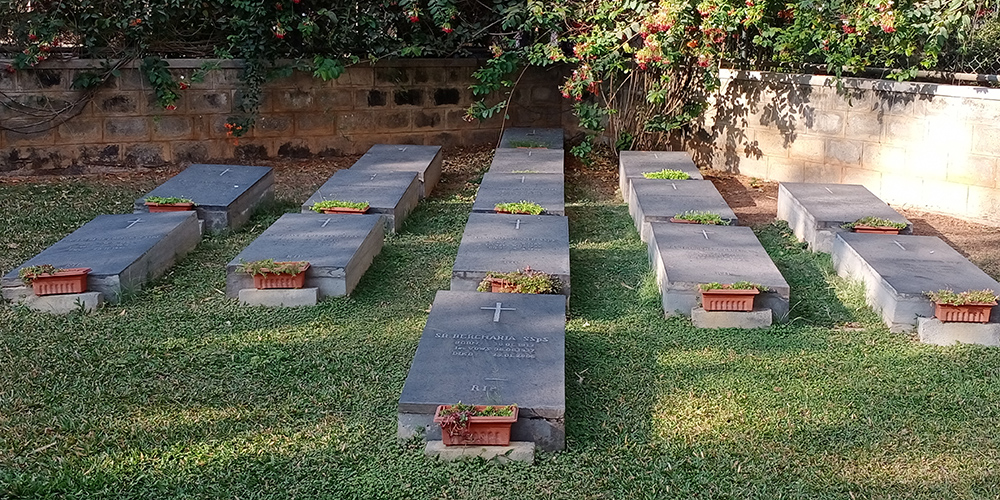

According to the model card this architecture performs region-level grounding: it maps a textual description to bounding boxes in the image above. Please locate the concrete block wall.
[691,69,1000,225]
[0,58,574,172]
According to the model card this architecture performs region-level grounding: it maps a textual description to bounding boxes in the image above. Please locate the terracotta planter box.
[320,206,369,214]
[488,279,518,293]
[146,202,195,213]
[700,288,760,312]
[434,405,519,446]
[250,262,310,289]
[934,302,996,323]
[28,268,92,296]
[852,225,901,234]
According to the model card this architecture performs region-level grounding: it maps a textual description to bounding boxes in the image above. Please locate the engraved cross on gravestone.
[481,302,516,322]
[125,218,144,229]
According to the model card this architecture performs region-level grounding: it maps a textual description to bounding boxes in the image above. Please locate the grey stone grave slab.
[619,151,702,204]
[917,317,1000,347]
[647,223,790,321]
[777,183,911,253]
[451,213,571,298]
[487,148,565,175]
[424,441,535,463]
[134,164,274,232]
[19,291,103,315]
[832,233,1000,332]
[498,128,564,149]
[2,212,200,304]
[300,169,420,233]
[397,290,566,452]
[629,179,738,242]
[471,172,565,216]
[226,213,384,299]
[348,144,443,198]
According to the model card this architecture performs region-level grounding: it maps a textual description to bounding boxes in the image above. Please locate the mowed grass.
[2,168,1000,499]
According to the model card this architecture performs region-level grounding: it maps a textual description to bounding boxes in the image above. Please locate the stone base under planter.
[238,287,318,307]
[917,317,1000,346]
[691,307,772,329]
[14,291,103,315]
[424,441,535,463]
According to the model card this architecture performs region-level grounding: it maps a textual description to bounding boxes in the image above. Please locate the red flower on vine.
[165,104,177,111]
[178,82,189,90]
[409,15,419,23]
[28,34,37,42]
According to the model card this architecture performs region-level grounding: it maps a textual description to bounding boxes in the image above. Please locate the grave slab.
[777,183,911,253]
[917,317,1000,346]
[487,148,564,175]
[2,213,201,304]
[629,179,738,242]
[451,213,571,298]
[424,441,535,464]
[134,164,274,232]
[398,290,566,452]
[19,291,103,315]
[648,223,790,321]
[471,172,565,216]
[619,151,702,204]
[498,128,564,149]
[347,144,443,198]
[238,287,319,307]
[691,307,772,329]
[226,213,384,299]
[301,169,420,233]
[832,233,1000,332]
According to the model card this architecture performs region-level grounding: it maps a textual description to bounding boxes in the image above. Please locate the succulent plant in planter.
[670,211,731,225]
[698,281,768,312]
[642,169,690,180]
[925,289,999,323]
[310,200,370,214]
[494,201,545,215]
[841,216,907,234]
[433,402,519,446]
[239,259,311,289]
[144,196,195,212]
[477,267,561,294]
[18,264,92,296]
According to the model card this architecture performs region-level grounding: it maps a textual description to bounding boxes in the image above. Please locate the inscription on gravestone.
[397,291,566,451]
[451,213,571,297]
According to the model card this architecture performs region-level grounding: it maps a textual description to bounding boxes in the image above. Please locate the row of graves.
[1,145,443,312]
[777,183,1000,346]
[621,151,790,328]
[397,128,569,463]
[227,144,442,307]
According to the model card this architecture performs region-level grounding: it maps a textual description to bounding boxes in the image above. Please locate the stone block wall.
[691,69,1000,225]
[0,58,574,172]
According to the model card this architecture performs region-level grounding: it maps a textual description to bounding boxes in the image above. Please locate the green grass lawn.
[2,167,1000,499]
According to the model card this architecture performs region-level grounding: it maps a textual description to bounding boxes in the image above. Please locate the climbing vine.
[1,0,995,147]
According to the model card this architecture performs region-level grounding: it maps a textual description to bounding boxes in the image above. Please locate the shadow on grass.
[754,221,858,327]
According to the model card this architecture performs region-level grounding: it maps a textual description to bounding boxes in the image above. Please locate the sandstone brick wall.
[692,69,1000,225]
[0,58,574,172]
